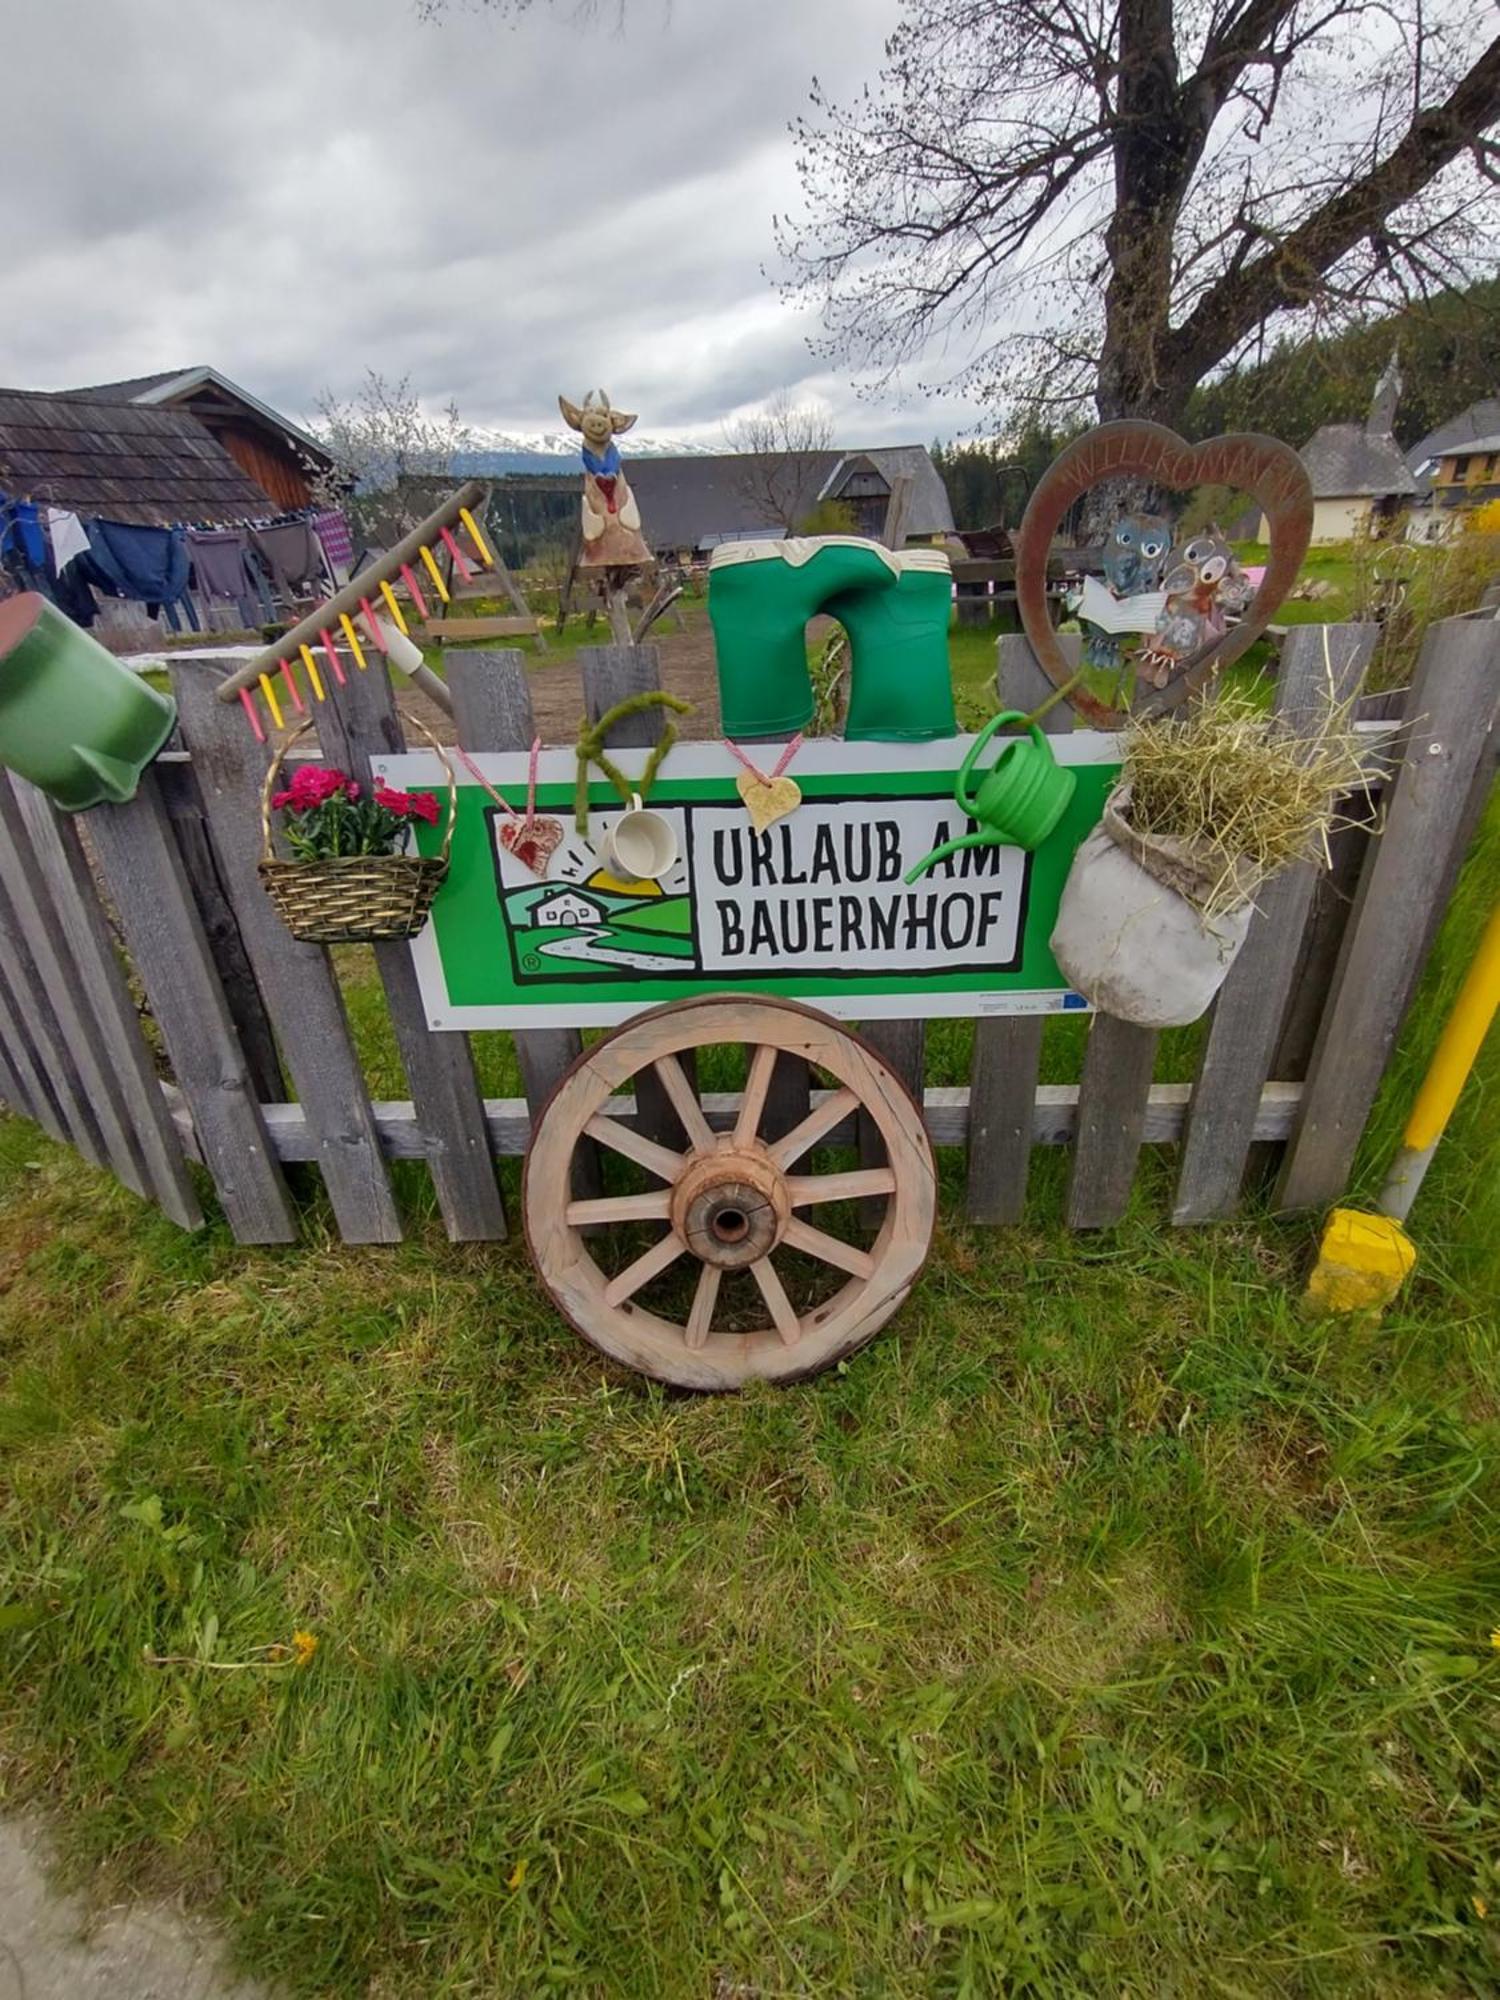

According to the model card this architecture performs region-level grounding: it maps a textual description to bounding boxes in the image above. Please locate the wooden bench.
[416,616,542,643]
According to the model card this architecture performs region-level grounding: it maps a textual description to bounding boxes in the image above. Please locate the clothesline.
[0,490,355,636]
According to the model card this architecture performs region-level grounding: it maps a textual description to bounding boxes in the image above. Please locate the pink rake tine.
[439,525,475,582]
[360,598,388,651]
[278,657,306,714]
[238,687,266,742]
[318,627,347,687]
[399,563,429,621]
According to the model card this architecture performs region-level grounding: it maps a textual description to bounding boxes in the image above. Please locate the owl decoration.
[1139,530,1251,689]
[1077,512,1175,673]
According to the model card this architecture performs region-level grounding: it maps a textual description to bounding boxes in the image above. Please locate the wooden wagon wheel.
[523,994,937,1391]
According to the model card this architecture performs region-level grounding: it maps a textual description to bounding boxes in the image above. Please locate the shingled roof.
[1300,423,1416,501]
[0,389,269,525]
[627,445,954,548]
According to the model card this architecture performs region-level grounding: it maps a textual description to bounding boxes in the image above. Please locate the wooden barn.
[0,389,271,525]
[56,367,333,510]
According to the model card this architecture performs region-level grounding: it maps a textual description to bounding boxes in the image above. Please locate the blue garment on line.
[1,498,46,568]
[85,518,190,606]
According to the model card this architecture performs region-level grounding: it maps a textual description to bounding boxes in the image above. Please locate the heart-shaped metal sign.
[1013,421,1313,727]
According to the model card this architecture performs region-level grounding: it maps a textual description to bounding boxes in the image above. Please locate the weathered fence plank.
[1174,624,1375,1223]
[171,664,403,1244]
[10,778,202,1228]
[0,1018,24,1116]
[579,643,694,1149]
[0,946,69,1142]
[156,756,285,1104]
[858,1020,927,1221]
[965,632,1079,1223]
[86,771,297,1242]
[0,776,168,1202]
[1067,1014,1158,1228]
[1276,616,1499,1211]
[312,655,508,1241]
[0,855,108,1166]
[0,958,55,1133]
[446,648,603,1202]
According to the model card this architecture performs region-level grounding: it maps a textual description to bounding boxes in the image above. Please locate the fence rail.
[0,618,1493,1245]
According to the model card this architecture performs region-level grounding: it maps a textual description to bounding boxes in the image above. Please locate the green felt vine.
[574,691,694,835]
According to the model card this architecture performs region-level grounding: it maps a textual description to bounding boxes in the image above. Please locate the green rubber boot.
[709,537,899,737]
[826,550,956,741]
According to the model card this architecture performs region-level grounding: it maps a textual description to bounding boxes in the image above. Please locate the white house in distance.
[534,889,604,928]
[1263,355,1415,544]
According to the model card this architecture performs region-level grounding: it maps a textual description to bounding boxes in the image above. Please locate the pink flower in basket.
[374,784,440,826]
[272,765,359,812]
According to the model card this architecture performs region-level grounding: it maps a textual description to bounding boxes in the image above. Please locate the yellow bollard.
[1306,900,1499,1311]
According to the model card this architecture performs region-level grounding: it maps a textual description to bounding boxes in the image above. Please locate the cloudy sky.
[1,0,988,449]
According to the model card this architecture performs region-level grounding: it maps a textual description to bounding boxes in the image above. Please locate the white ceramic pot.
[1050,821,1254,1029]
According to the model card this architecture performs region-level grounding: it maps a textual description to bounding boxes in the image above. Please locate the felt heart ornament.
[500,815,563,877]
[737,770,802,834]
[1012,421,1312,728]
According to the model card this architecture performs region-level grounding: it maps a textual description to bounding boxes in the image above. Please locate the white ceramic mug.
[601,794,678,879]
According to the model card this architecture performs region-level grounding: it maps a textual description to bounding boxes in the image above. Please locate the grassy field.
[0,663,1497,1994]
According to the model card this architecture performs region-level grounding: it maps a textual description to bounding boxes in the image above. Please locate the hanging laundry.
[85,519,197,631]
[46,508,91,574]
[188,526,271,626]
[1,499,47,570]
[249,520,324,597]
[312,508,354,572]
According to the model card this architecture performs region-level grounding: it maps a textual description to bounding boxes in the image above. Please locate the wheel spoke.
[603,1229,688,1307]
[684,1263,721,1349]
[566,1190,673,1226]
[751,1255,803,1346]
[734,1043,779,1147]
[785,1168,896,1207]
[782,1216,874,1280]
[585,1114,686,1185]
[766,1088,859,1170]
[650,1053,715,1152]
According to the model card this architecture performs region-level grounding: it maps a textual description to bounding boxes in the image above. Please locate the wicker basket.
[257,714,457,943]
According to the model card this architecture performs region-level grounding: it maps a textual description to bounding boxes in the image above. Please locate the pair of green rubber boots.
[708,536,956,740]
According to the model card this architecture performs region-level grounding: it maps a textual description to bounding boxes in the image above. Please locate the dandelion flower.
[1490,1629,1500,1650]
[292,1629,318,1667]
[1474,1895,1489,1919]
[508,1859,528,1891]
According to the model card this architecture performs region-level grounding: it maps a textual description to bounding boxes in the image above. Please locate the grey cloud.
[0,0,990,445]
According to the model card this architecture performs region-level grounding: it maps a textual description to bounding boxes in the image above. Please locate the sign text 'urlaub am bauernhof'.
[378,738,1120,1030]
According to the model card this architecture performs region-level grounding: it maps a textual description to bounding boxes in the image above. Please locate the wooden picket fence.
[0,619,1493,1246]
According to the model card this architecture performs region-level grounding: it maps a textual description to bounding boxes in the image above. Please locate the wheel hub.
[670,1144,789,1270]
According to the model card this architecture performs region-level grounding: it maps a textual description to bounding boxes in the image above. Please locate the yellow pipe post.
[1306,899,1499,1312]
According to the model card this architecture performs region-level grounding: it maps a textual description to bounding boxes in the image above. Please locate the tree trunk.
[1095,0,1206,428]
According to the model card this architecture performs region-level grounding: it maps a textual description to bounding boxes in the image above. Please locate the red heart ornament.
[500,815,563,877]
[1013,421,1312,727]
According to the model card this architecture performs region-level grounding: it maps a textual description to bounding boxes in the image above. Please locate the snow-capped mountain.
[455,432,718,475]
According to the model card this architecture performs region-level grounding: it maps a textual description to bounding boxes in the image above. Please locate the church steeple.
[1367,349,1402,437]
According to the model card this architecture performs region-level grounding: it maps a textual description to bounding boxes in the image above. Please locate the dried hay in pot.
[1117,686,1369,921]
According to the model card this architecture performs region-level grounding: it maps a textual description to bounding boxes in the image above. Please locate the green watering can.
[905,710,1076,883]
[0,592,177,811]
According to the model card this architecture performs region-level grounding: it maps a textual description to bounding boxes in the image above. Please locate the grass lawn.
[0,657,1497,1994]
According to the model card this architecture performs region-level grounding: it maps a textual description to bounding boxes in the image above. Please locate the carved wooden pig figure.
[558,390,653,569]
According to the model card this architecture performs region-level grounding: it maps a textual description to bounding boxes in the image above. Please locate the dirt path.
[0,1820,266,2000]
[399,622,727,748]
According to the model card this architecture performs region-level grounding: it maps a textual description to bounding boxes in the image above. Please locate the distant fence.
[0,620,1493,1245]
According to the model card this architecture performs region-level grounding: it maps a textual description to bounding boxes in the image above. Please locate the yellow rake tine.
[418,543,451,603]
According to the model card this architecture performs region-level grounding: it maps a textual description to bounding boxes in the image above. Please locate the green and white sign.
[377,737,1121,1030]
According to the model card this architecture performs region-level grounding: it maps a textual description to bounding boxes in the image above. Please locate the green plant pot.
[0,593,177,811]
